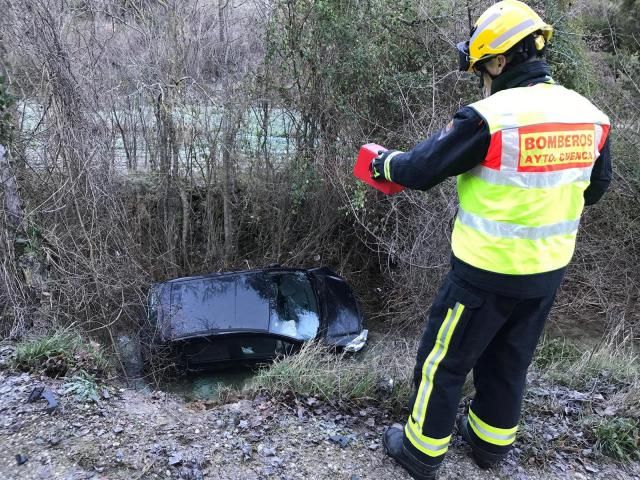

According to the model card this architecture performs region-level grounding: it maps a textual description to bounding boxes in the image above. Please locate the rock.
[329,435,351,448]
[37,465,53,479]
[116,335,144,381]
[15,453,29,465]
[168,452,183,466]
[260,446,277,457]
[240,442,252,459]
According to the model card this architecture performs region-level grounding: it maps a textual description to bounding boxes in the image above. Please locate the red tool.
[353,143,405,195]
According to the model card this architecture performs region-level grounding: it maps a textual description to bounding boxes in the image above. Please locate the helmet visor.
[457,41,471,72]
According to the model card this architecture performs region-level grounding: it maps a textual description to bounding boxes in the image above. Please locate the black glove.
[370,150,402,182]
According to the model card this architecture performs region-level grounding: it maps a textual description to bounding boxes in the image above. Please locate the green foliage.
[593,417,640,461]
[0,75,13,145]
[14,329,111,378]
[265,0,440,150]
[541,0,597,95]
[533,337,582,369]
[15,224,44,255]
[63,371,102,403]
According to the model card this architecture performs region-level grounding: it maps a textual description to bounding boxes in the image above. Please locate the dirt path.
[1,371,639,480]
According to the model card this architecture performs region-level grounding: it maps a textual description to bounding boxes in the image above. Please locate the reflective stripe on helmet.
[470,12,501,47]
[489,18,536,49]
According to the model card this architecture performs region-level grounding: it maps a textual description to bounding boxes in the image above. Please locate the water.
[162,368,255,401]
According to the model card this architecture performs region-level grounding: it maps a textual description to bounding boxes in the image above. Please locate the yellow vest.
[451,83,610,275]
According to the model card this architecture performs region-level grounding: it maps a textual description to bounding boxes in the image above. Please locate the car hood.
[311,268,363,340]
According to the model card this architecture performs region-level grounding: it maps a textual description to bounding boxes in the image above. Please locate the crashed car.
[146,266,368,370]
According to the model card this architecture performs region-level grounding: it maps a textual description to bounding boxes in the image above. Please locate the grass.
[249,337,416,412]
[592,417,640,462]
[249,330,640,463]
[532,331,640,462]
[14,328,111,378]
[534,332,639,391]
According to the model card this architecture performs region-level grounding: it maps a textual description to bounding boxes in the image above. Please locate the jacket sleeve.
[584,136,612,206]
[387,106,490,191]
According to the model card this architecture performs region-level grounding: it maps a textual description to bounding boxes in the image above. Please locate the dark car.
[145,266,368,370]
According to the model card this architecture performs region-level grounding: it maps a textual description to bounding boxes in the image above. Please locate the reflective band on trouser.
[468,409,517,447]
[457,208,580,240]
[405,421,451,457]
[407,303,465,457]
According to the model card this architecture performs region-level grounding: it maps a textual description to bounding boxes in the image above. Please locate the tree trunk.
[221,114,236,264]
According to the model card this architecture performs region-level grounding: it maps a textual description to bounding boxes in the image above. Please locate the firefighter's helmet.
[457,0,553,72]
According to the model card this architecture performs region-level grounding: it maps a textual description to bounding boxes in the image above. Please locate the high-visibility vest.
[451,83,610,275]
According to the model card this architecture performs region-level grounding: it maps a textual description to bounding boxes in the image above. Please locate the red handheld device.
[353,143,405,195]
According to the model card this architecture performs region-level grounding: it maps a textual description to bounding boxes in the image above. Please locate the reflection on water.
[163,368,255,401]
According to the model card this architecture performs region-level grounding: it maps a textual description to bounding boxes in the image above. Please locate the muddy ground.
[1,368,639,480]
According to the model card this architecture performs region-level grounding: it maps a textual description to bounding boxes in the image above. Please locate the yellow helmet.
[457,0,553,72]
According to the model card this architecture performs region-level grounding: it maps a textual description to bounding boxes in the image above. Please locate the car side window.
[269,272,320,340]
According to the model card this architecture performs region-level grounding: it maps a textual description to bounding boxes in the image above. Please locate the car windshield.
[269,272,320,341]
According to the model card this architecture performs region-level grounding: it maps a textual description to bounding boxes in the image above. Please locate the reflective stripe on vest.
[452,83,610,275]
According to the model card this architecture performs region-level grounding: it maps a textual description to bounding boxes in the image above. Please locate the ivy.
[0,75,14,146]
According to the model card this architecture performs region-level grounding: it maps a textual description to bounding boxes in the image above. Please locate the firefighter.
[370,1,611,479]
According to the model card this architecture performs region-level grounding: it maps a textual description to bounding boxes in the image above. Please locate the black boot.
[456,416,507,469]
[382,426,440,480]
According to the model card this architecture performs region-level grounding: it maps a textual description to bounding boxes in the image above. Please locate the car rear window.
[169,275,271,338]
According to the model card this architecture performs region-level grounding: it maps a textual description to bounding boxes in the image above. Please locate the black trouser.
[402,270,556,464]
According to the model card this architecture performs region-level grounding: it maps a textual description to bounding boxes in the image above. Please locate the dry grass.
[249,336,417,412]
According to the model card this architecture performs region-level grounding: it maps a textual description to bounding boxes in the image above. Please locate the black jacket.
[386,61,612,298]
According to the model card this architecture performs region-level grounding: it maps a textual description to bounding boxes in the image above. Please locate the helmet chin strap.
[478,63,502,91]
